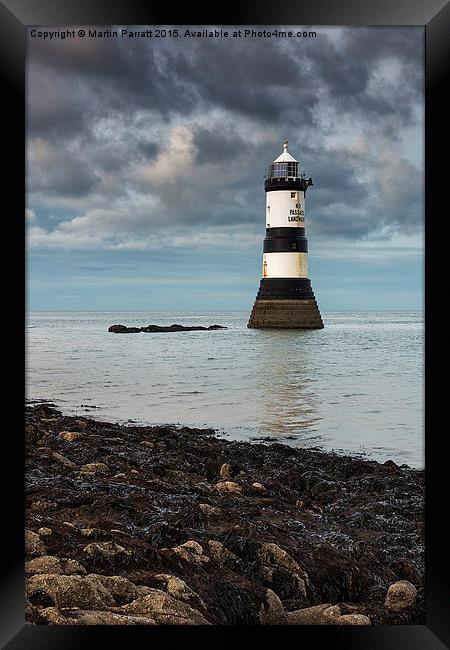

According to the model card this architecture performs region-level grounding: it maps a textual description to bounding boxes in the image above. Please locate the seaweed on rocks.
[25,403,424,626]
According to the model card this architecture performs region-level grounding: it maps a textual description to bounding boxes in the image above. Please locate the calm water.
[26,311,424,468]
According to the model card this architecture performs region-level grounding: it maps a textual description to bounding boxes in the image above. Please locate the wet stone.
[121,591,211,625]
[25,530,46,559]
[59,431,84,442]
[337,614,371,625]
[384,580,417,612]
[38,527,52,537]
[214,481,242,493]
[80,462,109,474]
[83,541,130,561]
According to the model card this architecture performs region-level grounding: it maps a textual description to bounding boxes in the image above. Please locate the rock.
[154,574,206,609]
[219,463,233,479]
[384,580,417,612]
[109,324,142,333]
[109,323,227,334]
[258,542,302,573]
[199,503,222,516]
[252,482,267,491]
[26,574,114,609]
[80,462,109,474]
[80,527,106,539]
[337,614,371,625]
[383,459,399,471]
[90,575,151,604]
[167,541,210,566]
[40,607,153,625]
[49,451,77,469]
[121,591,210,624]
[26,556,60,576]
[259,589,286,625]
[207,540,238,563]
[25,530,46,559]
[83,541,130,561]
[214,481,242,493]
[30,500,55,511]
[38,527,52,537]
[287,604,340,625]
[59,431,84,442]
[114,473,127,479]
[258,543,308,596]
[26,556,86,576]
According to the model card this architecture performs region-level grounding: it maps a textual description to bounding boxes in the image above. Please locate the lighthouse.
[247,141,324,329]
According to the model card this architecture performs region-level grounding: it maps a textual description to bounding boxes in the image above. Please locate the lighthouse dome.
[273,140,298,163]
[268,141,299,179]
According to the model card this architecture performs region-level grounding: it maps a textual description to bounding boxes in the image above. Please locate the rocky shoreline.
[25,402,424,625]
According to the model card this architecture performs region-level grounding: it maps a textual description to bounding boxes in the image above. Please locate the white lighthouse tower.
[248,141,323,329]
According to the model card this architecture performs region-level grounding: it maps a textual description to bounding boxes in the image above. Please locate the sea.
[26,311,424,468]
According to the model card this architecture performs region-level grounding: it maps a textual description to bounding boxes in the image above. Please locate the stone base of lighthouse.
[247,279,323,329]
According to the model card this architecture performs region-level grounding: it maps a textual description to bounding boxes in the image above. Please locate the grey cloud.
[26,26,423,246]
[136,141,160,160]
[193,128,247,164]
[27,143,100,197]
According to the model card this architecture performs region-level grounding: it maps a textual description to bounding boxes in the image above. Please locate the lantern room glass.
[268,161,299,179]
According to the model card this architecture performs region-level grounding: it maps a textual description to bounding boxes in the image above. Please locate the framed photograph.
[2,0,448,647]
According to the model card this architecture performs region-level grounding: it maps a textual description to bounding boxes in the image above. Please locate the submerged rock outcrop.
[108,324,227,333]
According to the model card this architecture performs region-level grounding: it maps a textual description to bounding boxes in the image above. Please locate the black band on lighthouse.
[256,278,314,300]
[265,227,306,238]
[265,177,310,193]
[263,237,308,253]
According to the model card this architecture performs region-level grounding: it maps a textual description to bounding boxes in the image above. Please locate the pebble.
[80,462,109,474]
[50,451,77,469]
[59,431,84,442]
[38,527,52,537]
[219,463,233,479]
[252,482,267,491]
[214,481,242,493]
[80,527,105,538]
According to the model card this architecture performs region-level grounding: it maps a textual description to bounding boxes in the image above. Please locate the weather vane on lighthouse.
[247,141,324,329]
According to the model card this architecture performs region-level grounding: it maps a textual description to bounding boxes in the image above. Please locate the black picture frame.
[3,0,448,647]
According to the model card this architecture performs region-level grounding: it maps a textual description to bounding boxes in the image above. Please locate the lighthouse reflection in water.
[256,329,322,440]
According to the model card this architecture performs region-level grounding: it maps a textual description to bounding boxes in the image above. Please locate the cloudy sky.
[26,26,424,311]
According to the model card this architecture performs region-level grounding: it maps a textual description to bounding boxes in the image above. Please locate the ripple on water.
[26,310,424,467]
